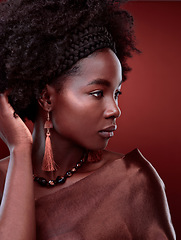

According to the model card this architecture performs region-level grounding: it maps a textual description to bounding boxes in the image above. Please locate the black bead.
[56,176,66,184]
[33,153,87,187]
[34,176,39,181]
[66,171,73,177]
[39,177,48,186]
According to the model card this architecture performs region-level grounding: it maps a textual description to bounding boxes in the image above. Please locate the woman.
[0,0,176,239]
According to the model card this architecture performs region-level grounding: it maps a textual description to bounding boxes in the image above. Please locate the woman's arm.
[0,93,36,240]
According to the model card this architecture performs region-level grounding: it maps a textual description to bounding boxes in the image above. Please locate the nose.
[104,99,121,119]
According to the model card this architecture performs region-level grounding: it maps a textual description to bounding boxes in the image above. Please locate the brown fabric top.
[35,149,175,240]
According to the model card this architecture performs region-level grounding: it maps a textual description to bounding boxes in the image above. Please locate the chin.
[86,139,109,151]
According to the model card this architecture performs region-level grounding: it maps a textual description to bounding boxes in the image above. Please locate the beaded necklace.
[33,156,87,187]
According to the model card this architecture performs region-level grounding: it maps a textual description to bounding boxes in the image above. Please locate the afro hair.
[0,0,139,121]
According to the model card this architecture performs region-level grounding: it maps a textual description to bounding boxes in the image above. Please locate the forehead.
[63,48,122,89]
[80,49,122,79]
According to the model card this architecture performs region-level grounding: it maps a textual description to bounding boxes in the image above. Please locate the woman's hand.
[0,92,33,151]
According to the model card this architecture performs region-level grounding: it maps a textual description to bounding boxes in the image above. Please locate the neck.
[32,119,85,178]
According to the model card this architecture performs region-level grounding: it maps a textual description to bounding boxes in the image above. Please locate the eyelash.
[115,90,122,99]
[90,90,104,98]
[90,90,122,99]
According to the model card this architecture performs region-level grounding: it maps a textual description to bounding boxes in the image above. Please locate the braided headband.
[55,25,116,77]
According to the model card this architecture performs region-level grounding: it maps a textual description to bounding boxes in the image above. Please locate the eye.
[115,90,122,99]
[90,90,104,99]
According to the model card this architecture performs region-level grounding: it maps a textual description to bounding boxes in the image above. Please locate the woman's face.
[51,48,122,150]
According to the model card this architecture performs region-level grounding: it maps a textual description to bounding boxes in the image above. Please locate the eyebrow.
[87,79,122,87]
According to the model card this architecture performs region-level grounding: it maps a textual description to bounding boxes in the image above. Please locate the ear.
[38,84,57,111]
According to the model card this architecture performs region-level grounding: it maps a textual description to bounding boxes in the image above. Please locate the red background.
[0,0,180,238]
[108,1,181,238]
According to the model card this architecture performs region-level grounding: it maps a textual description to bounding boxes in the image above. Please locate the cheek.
[52,97,102,135]
[51,97,109,150]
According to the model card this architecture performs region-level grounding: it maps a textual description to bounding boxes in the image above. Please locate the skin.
[0,48,124,239]
[0,48,176,239]
[32,49,123,188]
[0,92,35,239]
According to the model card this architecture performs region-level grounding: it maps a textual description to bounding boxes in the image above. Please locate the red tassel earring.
[42,111,57,171]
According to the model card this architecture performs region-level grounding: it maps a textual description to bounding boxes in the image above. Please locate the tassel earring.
[42,111,57,171]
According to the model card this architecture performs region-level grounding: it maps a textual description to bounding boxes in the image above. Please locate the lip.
[98,125,117,138]
[100,125,117,132]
